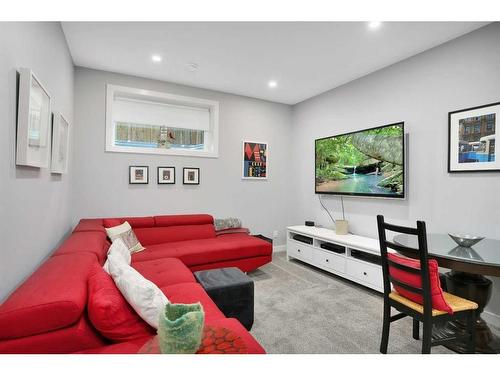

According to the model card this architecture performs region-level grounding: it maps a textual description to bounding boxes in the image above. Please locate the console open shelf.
[286,225,383,292]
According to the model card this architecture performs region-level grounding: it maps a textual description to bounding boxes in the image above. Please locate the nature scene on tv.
[315,124,404,196]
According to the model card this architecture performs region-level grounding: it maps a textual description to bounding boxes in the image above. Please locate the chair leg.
[412,318,419,340]
[421,320,432,354]
[380,300,390,354]
[466,310,476,354]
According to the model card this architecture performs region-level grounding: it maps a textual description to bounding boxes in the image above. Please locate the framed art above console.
[448,101,498,173]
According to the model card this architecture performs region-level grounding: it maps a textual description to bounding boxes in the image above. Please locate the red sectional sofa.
[0,214,272,354]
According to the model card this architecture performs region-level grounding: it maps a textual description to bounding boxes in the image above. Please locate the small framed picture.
[183,167,200,185]
[448,101,499,172]
[129,166,149,184]
[242,141,268,179]
[157,166,175,184]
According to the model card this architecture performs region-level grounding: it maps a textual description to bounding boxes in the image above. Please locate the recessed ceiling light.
[268,80,277,88]
[151,55,162,63]
[368,21,382,29]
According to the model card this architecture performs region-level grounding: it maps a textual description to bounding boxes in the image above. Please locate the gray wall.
[291,23,500,325]
[0,22,74,302]
[72,67,292,246]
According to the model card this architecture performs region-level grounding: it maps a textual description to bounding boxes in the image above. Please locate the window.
[106,85,219,157]
[474,124,481,133]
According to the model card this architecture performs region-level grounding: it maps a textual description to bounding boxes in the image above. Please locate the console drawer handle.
[297,249,301,252]
[363,272,367,276]
[326,259,329,262]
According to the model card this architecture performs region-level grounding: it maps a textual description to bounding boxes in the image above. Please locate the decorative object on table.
[214,217,242,231]
[157,166,175,184]
[242,141,268,179]
[16,68,52,168]
[448,101,499,172]
[183,167,200,185]
[158,303,205,354]
[138,325,247,354]
[335,196,348,235]
[194,267,254,330]
[448,233,485,248]
[50,112,70,174]
[129,166,148,184]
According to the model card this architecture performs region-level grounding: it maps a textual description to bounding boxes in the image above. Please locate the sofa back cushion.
[103,216,155,229]
[87,265,154,342]
[154,214,214,227]
[51,231,110,264]
[134,225,216,246]
[0,253,96,340]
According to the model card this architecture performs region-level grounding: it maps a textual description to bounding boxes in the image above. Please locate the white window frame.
[105,84,219,158]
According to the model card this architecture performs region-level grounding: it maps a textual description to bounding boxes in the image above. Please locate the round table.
[138,325,248,354]
[394,233,500,354]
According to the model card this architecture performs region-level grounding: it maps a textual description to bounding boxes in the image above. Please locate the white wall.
[0,22,74,302]
[291,23,500,325]
[71,67,292,246]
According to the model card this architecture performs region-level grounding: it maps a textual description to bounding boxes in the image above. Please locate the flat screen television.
[315,122,405,198]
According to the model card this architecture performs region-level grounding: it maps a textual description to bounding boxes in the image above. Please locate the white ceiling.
[62,22,487,105]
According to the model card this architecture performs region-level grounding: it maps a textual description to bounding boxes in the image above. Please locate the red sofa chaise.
[0,214,272,354]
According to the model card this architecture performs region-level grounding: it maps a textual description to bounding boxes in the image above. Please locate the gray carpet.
[247,252,452,354]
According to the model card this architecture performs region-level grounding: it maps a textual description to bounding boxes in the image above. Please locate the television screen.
[315,122,405,198]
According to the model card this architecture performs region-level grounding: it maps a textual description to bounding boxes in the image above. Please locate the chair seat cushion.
[87,265,155,342]
[131,258,196,288]
[388,253,453,314]
[132,234,272,266]
[389,291,478,316]
[160,283,225,323]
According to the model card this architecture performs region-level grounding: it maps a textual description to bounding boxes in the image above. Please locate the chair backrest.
[376,215,433,315]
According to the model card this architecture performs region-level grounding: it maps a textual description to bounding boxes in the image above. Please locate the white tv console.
[286,225,383,293]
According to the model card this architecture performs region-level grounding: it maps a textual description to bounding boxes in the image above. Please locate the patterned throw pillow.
[105,221,145,254]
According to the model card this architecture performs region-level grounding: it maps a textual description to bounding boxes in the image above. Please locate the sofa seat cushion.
[87,265,155,342]
[0,253,96,340]
[131,258,195,288]
[161,283,225,323]
[51,231,110,264]
[132,234,272,267]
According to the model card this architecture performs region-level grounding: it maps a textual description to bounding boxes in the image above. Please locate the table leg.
[433,271,500,353]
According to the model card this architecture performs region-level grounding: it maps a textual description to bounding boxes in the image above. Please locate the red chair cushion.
[388,252,453,314]
[87,265,155,342]
[131,258,195,288]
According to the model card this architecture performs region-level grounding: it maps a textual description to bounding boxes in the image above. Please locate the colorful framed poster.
[183,167,200,185]
[242,141,268,179]
[448,101,499,172]
[129,166,149,184]
[157,166,175,184]
[16,68,52,168]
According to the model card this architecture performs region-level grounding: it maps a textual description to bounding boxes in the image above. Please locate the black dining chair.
[376,215,478,354]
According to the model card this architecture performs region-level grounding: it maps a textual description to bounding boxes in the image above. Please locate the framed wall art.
[157,166,175,184]
[448,101,499,172]
[183,167,200,185]
[129,166,149,184]
[16,68,52,168]
[51,112,70,174]
[242,141,268,179]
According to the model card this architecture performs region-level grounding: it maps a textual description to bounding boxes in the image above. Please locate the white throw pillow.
[102,238,131,274]
[105,221,145,254]
[108,255,169,329]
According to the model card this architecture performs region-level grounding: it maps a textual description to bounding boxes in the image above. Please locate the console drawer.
[346,259,383,290]
[287,241,313,261]
[313,250,346,273]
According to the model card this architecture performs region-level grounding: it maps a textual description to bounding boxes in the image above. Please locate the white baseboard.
[483,310,500,332]
[273,245,286,253]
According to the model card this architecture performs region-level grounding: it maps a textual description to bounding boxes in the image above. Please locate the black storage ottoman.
[194,267,254,330]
